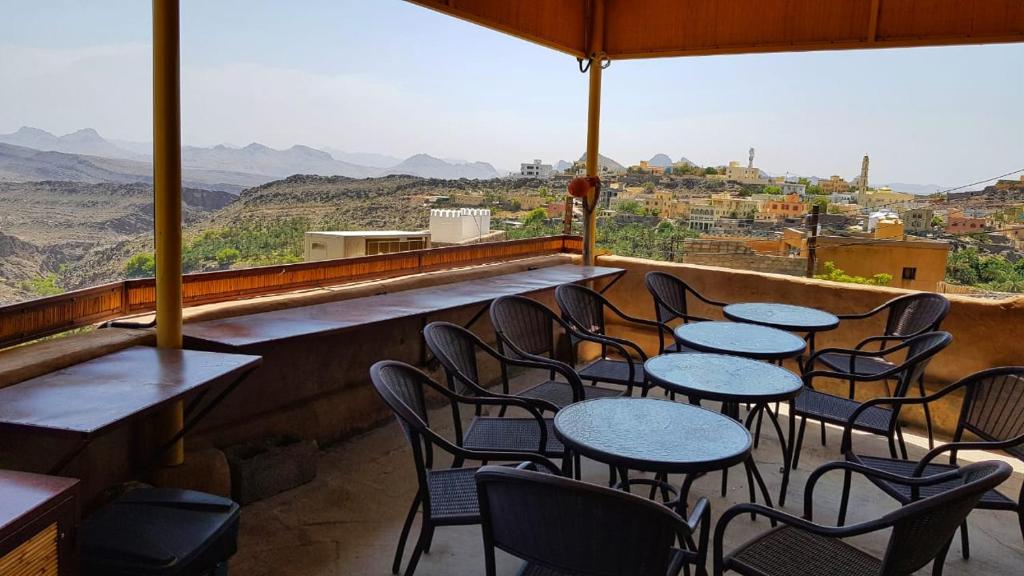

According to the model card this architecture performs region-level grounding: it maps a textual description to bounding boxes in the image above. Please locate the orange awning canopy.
[406,0,1024,60]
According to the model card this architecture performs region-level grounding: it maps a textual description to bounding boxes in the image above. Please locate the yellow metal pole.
[583,0,605,266]
[153,0,184,465]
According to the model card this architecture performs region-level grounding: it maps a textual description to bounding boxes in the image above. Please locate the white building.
[429,208,492,244]
[304,231,430,261]
[688,204,716,231]
[829,192,854,204]
[520,159,553,179]
[780,182,806,197]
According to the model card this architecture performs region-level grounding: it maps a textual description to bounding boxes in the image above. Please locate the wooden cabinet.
[0,470,78,575]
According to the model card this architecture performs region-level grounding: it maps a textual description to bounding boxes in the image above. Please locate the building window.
[902,267,917,280]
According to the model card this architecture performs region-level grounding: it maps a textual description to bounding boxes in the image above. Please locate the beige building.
[857,187,915,210]
[710,193,759,219]
[819,175,851,194]
[304,231,430,261]
[814,236,949,291]
[724,161,767,185]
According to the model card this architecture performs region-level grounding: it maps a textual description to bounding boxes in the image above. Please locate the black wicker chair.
[792,331,952,470]
[555,283,674,395]
[644,271,726,353]
[839,366,1024,558]
[713,459,1012,576]
[370,360,559,576]
[490,295,640,397]
[424,320,587,412]
[477,464,711,576]
[816,292,950,447]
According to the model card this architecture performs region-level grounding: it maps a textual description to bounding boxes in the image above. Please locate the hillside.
[0,181,234,302]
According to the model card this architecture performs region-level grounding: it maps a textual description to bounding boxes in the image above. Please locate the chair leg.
[896,426,909,460]
[403,523,431,576]
[753,406,764,449]
[960,520,970,559]
[422,524,436,554]
[932,538,952,576]
[819,420,827,447]
[887,435,898,459]
[393,494,421,574]
[919,376,935,450]
[792,417,807,470]
[837,470,852,526]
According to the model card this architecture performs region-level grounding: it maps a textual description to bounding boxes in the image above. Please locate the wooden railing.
[0,235,582,349]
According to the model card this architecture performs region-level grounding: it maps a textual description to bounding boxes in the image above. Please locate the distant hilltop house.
[819,175,851,194]
[518,159,553,179]
[724,161,768,185]
[857,186,915,210]
[429,208,503,245]
[304,230,430,261]
[945,210,992,234]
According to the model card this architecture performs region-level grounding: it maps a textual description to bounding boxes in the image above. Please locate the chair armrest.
[680,496,711,569]
[915,433,1024,474]
[690,290,727,308]
[423,427,560,472]
[853,334,909,352]
[713,503,892,575]
[484,347,584,408]
[837,304,886,321]
[804,460,968,514]
[578,329,648,362]
[840,379,967,453]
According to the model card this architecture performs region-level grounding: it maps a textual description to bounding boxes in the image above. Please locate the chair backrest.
[957,366,1024,460]
[882,293,950,337]
[423,321,485,396]
[878,460,1011,576]
[490,295,561,358]
[369,360,432,439]
[476,466,687,576]
[556,283,607,335]
[891,331,953,396]
[644,271,692,324]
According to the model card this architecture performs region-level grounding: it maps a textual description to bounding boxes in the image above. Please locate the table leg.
[744,457,778,527]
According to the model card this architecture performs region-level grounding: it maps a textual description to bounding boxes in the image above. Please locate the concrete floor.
[231,382,1023,576]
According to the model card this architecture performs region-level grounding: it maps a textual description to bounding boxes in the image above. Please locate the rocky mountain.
[381,154,499,180]
[676,156,696,166]
[577,152,626,173]
[648,154,673,167]
[180,143,379,179]
[0,143,266,193]
[0,127,140,160]
[323,148,403,169]
[554,160,573,173]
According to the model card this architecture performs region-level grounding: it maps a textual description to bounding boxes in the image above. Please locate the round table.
[554,397,773,513]
[673,321,806,361]
[645,353,803,505]
[723,303,839,367]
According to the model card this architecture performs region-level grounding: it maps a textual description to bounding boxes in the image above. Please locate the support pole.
[153,0,184,465]
[805,204,821,278]
[582,0,605,266]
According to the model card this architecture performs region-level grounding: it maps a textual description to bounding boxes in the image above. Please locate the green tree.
[814,261,892,286]
[21,273,63,297]
[805,184,824,195]
[808,196,829,211]
[615,200,646,216]
[215,248,241,267]
[764,185,782,195]
[703,167,719,176]
[523,207,548,225]
[642,181,656,193]
[125,253,156,278]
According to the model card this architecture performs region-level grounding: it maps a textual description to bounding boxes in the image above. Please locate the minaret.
[858,154,869,203]
[748,147,755,169]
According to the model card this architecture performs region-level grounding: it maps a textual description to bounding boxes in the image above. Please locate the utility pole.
[805,204,821,278]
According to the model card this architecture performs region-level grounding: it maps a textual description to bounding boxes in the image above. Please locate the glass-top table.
[644,353,804,505]
[722,303,839,333]
[554,397,774,514]
[673,321,806,361]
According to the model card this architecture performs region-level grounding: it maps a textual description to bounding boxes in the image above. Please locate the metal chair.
[370,360,559,576]
[792,331,952,470]
[839,366,1024,558]
[490,295,641,397]
[815,292,950,447]
[713,459,1012,576]
[644,271,726,353]
[555,283,673,395]
[477,464,711,576]
[424,320,587,412]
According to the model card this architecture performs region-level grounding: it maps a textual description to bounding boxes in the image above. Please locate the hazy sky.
[1,1,1021,186]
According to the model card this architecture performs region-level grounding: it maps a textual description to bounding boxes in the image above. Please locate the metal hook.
[578,57,592,74]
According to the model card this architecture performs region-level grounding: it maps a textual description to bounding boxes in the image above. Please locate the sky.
[0,0,1021,186]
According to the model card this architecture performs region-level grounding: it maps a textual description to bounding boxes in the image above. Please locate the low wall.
[595,254,1024,434]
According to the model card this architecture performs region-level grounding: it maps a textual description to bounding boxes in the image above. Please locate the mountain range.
[0,127,502,187]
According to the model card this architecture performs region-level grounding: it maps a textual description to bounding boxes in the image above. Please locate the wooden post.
[582,0,605,266]
[805,204,821,278]
[152,0,184,465]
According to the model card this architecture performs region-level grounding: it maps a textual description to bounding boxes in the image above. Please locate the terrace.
[0,1,1022,575]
